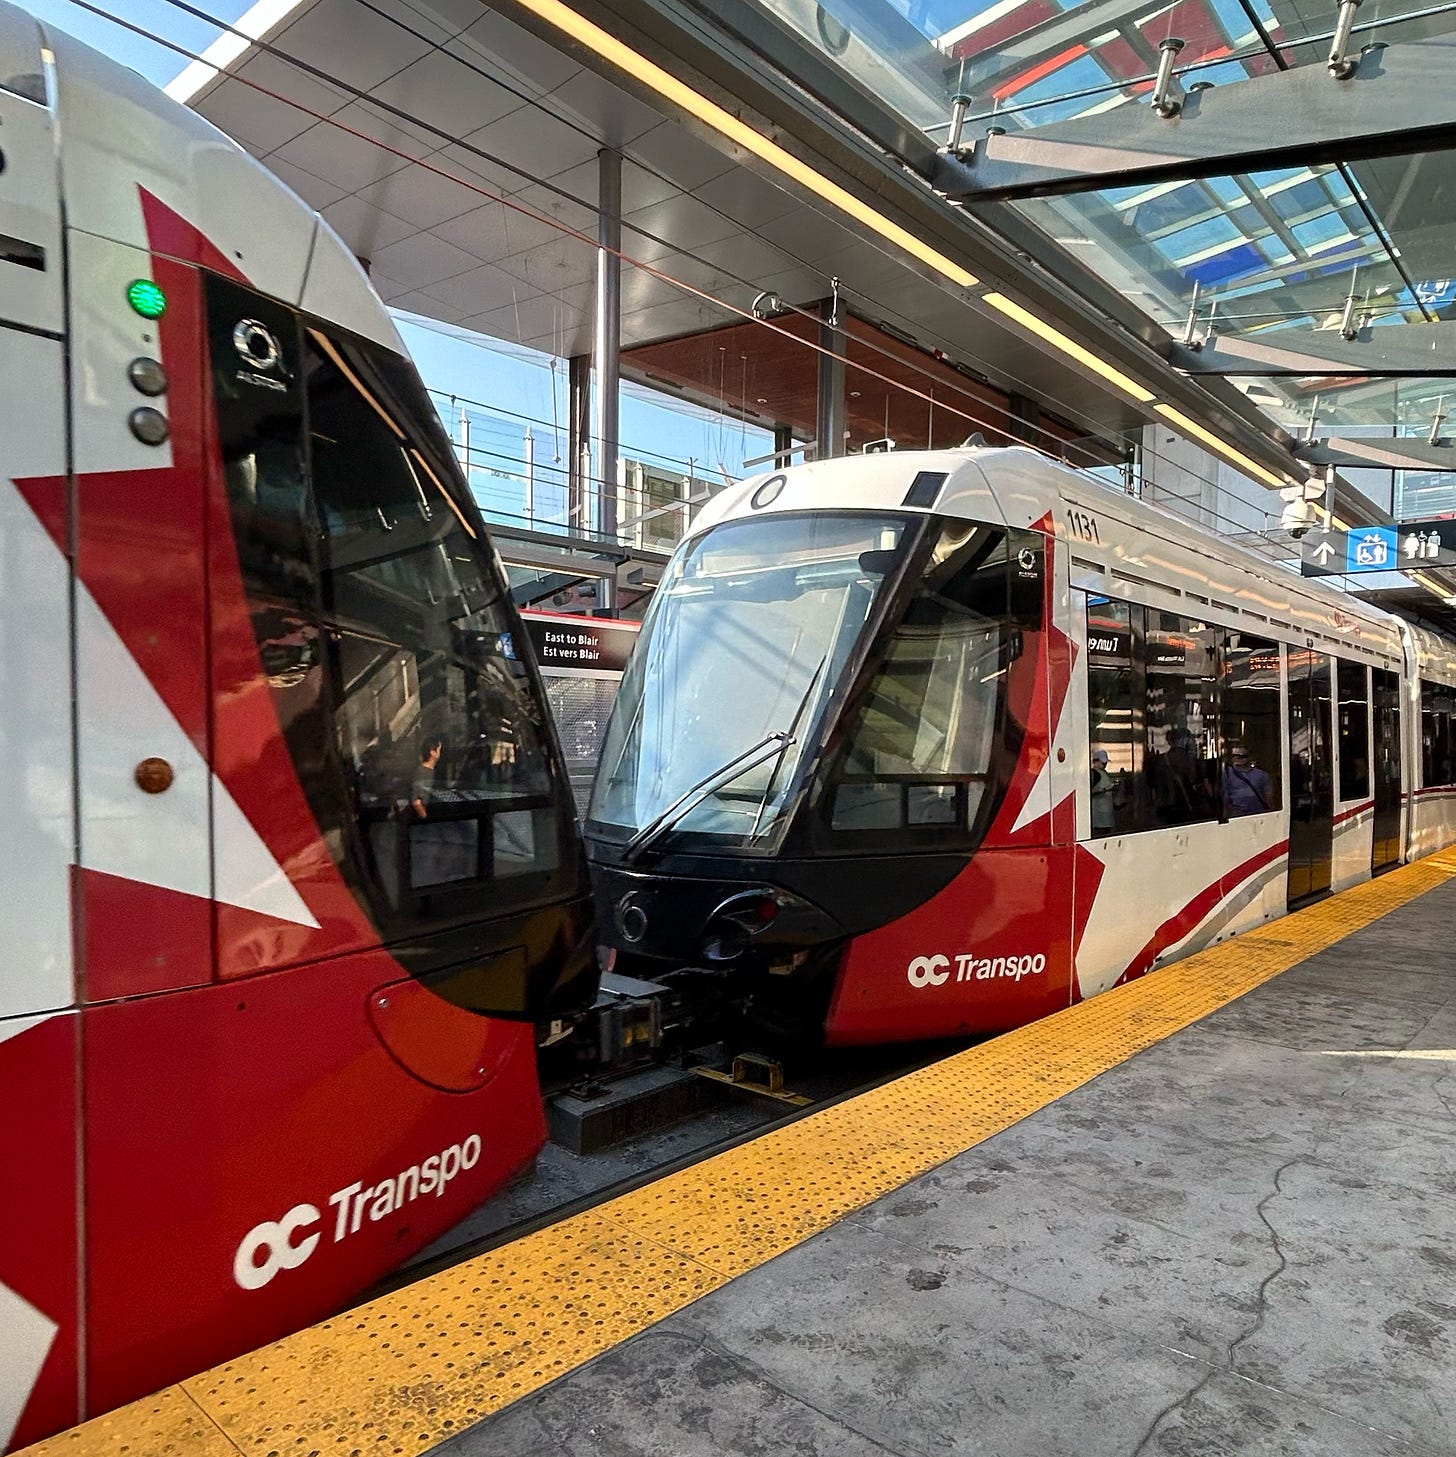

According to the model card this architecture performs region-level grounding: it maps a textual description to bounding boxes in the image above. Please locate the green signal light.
[126,279,167,320]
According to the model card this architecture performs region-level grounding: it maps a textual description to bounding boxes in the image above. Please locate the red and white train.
[586,449,1456,1043]
[0,4,597,1445]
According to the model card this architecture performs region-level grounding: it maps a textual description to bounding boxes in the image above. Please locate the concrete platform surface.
[444,879,1456,1457]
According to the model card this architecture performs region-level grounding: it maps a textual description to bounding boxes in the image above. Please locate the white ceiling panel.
[320,195,417,258]
[388,287,473,324]
[369,231,483,289]
[628,122,734,193]
[494,236,597,294]
[329,99,439,160]
[271,120,413,193]
[692,169,799,231]
[534,158,599,210]
[691,231,798,285]
[272,0,433,93]
[547,67,662,147]
[356,161,484,230]
[752,209,862,258]
[464,293,578,345]
[469,104,603,182]
[356,0,471,47]
[455,11,579,92]
[622,194,742,264]
[433,135,532,196]
[197,76,314,154]
[621,159,678,214]
[371,50,525,136]
[264,155,348,212]
[433,199,570,261]
[420,261,532,315]
[234,50,353,121]
[509,183,598,240]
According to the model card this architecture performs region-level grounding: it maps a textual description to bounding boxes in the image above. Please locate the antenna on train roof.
[961,432,986,448]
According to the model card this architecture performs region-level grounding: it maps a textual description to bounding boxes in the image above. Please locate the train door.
[1371,667,1402,872]
[1287,649,1334,905]
[1331,660,1373,892]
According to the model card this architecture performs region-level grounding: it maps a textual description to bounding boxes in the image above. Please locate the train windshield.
[589,513,909,849]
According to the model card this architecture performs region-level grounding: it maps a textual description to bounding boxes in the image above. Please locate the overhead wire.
[64,0,1286,534]
[135,0,1300,513]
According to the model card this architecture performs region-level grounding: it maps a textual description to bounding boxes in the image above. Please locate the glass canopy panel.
[735,0,1456,498]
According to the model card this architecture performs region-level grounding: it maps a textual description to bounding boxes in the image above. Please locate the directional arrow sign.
[1302,519,1456,577]
[1302,534,1344,576]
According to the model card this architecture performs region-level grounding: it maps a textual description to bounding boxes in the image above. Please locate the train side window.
[1336,660,1371,801]
[302,328,562,924]
[1144,610,1221,827]
[827,522,1020,842]
[1421,680,1455,787]
[1086,597,1147,835]
[1220,636,1282,816]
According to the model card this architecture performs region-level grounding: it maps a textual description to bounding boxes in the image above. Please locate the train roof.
[692,446,1445,670]
[1,0,401,353]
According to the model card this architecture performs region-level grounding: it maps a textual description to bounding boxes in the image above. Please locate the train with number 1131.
[585,448,1456,1043]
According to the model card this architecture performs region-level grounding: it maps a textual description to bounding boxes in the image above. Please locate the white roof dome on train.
[6,0,401,352]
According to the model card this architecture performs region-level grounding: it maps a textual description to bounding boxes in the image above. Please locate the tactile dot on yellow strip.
[26,848,1456,1457]
[24,1388,235,1456]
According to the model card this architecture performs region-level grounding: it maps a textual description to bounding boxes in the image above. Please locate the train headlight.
[615,893,648,944]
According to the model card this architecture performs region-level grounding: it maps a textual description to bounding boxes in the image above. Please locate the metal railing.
[428,388,728,553]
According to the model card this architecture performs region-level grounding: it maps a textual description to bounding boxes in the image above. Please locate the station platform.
[33,850,1456,1457]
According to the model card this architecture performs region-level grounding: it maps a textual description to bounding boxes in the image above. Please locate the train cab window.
[827,523,1033,842]
[1336,661,1371,801]
[1421,680,1456,787]
[1220,635,1282,816]
[302,329,562,921]
[592,513,909,849]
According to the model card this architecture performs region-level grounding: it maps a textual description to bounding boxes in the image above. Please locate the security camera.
[1281,499,1315,538]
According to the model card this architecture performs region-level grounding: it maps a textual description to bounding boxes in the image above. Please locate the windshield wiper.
[621,731,796,865]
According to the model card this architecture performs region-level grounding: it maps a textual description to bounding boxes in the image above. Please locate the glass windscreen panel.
[207,265,571,946]
[828,521,1026,842]
[303,331,562,912]
[589,512,909,847]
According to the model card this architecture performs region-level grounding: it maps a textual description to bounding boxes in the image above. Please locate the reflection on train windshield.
[590,513,910,846]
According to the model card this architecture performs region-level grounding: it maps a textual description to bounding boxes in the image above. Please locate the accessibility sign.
[1301,518,1456,577]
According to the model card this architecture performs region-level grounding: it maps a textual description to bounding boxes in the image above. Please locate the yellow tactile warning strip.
[30,848,1456,1457]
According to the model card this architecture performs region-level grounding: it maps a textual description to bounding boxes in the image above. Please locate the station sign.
[1301,518,1456,576]
[520,613,639,676]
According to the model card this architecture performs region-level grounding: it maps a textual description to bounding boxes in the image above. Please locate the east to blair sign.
[1301,519,1456,576]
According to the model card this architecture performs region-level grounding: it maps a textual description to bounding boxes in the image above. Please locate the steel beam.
[1174,320,1456,377]
[594,148,622,542]
[937,40,1456,202]
[1299,437,1456,472]
[816,299,847,460]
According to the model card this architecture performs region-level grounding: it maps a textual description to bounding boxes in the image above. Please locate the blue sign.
[1414,279,1456,311]
[1346,527,1397,572]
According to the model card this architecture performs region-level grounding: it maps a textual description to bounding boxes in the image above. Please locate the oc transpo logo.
[907,950,1047,989]
[232,1134,483,1291]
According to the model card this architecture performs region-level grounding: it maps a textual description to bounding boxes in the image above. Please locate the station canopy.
[742,0,1456,516]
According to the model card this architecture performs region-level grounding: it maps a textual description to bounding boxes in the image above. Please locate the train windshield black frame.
[206,272,580,937]
[588,511,914,852]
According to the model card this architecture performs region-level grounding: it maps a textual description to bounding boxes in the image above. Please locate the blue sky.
[27,0,254,82]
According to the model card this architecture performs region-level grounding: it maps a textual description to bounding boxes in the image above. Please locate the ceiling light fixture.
[980,291,1156,404]
[510,0,978,288]
[1155,403,1287,489]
